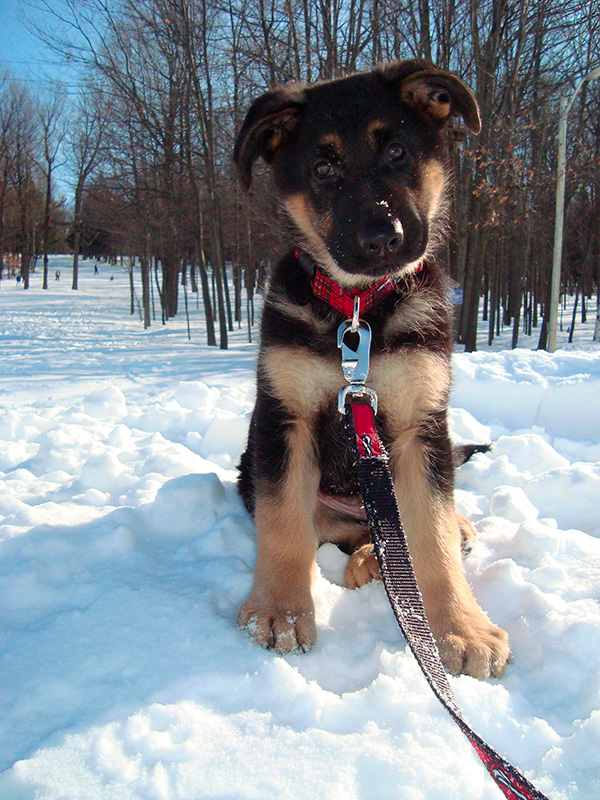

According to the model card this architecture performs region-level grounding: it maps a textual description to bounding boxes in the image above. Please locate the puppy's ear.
[378,61,481,134]
[234,86,306,191]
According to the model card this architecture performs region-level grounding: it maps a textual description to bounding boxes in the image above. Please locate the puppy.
[233,60,510,679]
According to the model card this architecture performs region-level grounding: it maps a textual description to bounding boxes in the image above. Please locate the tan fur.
[318,132,344,153]
[418,159,447,221]
[263,346,449,435]
[238,419,320,653]
[370,350,451,436]
[351,436,510,677]
[262,346,343,419]
[283,193,332,242]
[282,193,348,282]
[400,79,452,122]
[346,541,381,588]
[382,288,447,339]
[366,118,388,148]
[266,291,333,334]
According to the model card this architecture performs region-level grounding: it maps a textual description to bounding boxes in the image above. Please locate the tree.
[37,91,67,290]
[68,93,106,290]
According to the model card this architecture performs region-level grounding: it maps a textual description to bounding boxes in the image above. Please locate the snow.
[0,256,599,800]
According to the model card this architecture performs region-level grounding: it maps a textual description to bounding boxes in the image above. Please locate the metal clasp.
[337,318,378,414]
[337,319,372,384]
[338,384,378,414]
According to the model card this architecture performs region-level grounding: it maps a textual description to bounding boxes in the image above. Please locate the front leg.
[238,393,320,654]
[391,427,511,679]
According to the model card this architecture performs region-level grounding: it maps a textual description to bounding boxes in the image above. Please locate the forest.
[0,0,599,351]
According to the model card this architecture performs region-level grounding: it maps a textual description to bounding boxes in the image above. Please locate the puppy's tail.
[453,443,492,468]
[237,449,256,516]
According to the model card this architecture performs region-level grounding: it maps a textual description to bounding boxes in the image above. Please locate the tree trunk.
[162,254,179,318]
[72,180,84,291]
[42,166,52,290]
[141,256,151,329]
[129,258,135,315]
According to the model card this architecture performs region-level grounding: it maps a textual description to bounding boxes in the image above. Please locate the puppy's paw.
[238,600,316,654]
[345,544,382,589]
[435,616,511,679]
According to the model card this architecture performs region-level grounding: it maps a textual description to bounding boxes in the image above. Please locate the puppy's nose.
[357,225,403,257]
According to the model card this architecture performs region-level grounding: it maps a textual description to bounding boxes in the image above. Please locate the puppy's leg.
[391,431,510,679]
[238,404,320,654]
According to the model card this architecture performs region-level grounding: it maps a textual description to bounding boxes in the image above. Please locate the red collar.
[294,248,422,316]
[312,268,397,316]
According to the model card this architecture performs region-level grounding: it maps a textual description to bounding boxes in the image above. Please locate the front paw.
[435,613,511,679]
[238,598,316,654]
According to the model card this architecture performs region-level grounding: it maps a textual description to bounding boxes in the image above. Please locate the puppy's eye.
[314,159,335,179]
[387,142,407,164]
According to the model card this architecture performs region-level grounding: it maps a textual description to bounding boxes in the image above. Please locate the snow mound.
[149,472,227,537]
[83,386,128,419]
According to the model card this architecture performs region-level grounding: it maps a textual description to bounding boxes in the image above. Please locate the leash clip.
[337,318,378,414]
[337,318,371,384]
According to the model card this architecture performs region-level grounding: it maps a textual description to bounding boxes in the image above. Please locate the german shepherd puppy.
[233,60,510,679]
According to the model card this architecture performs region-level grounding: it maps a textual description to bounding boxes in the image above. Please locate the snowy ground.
[0,256,599,800]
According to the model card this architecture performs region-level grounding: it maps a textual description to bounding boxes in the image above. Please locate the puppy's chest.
[262,343,450,433]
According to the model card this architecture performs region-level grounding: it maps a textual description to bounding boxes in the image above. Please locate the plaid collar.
[294,248,422,316]
[312,268,398,316]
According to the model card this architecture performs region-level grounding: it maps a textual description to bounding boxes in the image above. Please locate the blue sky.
[0,0,80,96]
[1,1,84,197]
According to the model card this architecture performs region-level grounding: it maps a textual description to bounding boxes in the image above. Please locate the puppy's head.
[234,60,480,288]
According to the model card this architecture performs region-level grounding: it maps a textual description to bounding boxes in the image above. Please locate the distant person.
[94,265,99,275]
[55,270,60,281]
[110,275,114,281]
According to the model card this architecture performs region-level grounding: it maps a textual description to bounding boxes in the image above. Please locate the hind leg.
[341,512,477,589]
[314,503,378,588]
[345,535,381,588]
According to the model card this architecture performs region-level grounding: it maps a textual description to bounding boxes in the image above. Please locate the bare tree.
[0,75,19,287]
[37,91,67,290]
[27,0,599,348]
[68,94,106,290]
[12,88,40,290]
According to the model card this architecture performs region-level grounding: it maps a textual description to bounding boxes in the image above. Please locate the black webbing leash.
[342,399,550,800]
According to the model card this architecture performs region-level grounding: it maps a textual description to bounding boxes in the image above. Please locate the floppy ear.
[378,61,481,134]
[233,86,306,191]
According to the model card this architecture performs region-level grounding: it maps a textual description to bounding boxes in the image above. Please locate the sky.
[0,1,84,197]
[0,0,79,95]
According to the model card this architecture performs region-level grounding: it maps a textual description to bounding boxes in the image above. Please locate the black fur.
[231,62,510,678]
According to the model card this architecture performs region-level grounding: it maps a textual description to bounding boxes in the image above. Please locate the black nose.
[357,225,403,257]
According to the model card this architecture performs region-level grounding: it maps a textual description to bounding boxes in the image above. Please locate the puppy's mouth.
[324,212,429,282]
[327,234,427,281]
[283,194,428,287]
